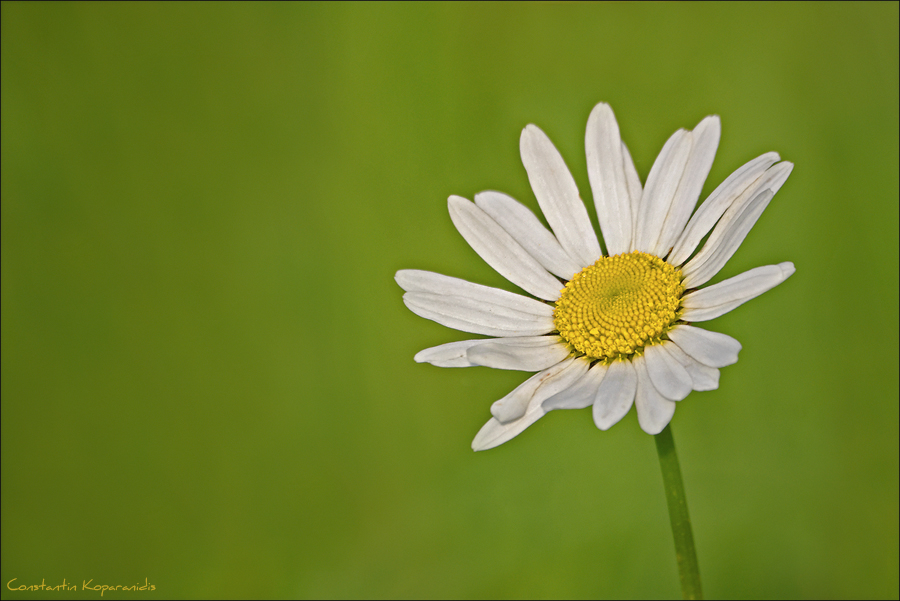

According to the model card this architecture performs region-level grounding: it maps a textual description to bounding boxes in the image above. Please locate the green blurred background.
[2,2,897,599]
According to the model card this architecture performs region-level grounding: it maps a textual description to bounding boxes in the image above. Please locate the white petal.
[643,344,693,401]
[414,339,493,367]
[682,262,796,322]
[493,357,588,423]
[621,141,643,235]
[474,191,582,280]
[633,129,692,253]
[592,359,637,430]
[633,355,677,435]
[681,189,773,289]
[467,336,571,371]
[668,152,780,267]
[520,124,602,267]
[473,358,588,451]
[654,116,721,258]
[448,195,563,301]
[664,342,720,391]
[680,161,793,286]
[403,292,554,337]
[585,103,633,256]
[395,270,553,315]
[543,359,606,411]
[472,411,543,452]
[667,325,741,368]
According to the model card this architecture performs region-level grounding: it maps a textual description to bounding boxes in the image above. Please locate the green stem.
[655,424,702,600]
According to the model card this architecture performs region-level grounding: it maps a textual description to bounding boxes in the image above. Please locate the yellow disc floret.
[554,251,684,361]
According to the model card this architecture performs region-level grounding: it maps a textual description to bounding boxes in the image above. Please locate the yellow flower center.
[554,251,684,361]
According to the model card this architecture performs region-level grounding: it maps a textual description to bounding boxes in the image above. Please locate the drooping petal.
[592,359,637,430]
[489,358,581,423]
[667,325,741,368]
[543,360,606,411]
[402,292,555,337]
[448,195,563,301]
[633,355,677,435]
[680,161,793,287]
[585,102,633,256]
[643,344,693,401]
[654,116,721,258]
[633,129,692,253]
[664,342,720,391]
[668,152,780,267]
[414,337,569,370]
[682,262,796,322]
[520,124,602,267]
[467,336,571,371]
[414,339,493,367]
[472,410,542,452]
[474,191,582,280]
[472,358,588,451]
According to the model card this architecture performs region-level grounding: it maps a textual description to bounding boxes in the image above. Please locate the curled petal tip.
[779,262,796,279]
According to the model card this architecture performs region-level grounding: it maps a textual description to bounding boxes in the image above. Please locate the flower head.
[396,103,794,451]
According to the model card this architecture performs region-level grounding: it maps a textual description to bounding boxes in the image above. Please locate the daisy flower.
[396,103,794,451]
